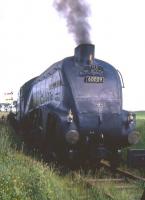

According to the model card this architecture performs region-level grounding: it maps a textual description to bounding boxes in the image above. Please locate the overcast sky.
[0,0,145,111]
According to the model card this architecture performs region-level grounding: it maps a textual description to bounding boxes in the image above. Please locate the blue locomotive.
[16,44,138,165]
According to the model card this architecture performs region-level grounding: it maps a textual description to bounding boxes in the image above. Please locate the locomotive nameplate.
[80,65,104,77]
[84,76,104,83]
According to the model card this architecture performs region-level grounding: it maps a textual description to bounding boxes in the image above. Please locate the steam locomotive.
[16,44,138,166]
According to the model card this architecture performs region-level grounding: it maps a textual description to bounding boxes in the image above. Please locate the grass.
[0,123,112,200]
[133,111,145,148]
[0,111,145,200]
[136,111,145,120]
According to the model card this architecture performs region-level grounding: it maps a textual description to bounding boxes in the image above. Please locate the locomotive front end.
[62,44,137,163]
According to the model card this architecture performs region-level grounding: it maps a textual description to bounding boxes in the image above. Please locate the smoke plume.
[53,0,91,45]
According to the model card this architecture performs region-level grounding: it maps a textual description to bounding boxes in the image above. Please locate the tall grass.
[0,114,144,200]
[0,124,109,200]
[0,126,11,154]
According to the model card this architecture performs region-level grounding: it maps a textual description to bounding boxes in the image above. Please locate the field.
[136,111,145,120]
[134,111,145,148]
[0,112,145,200]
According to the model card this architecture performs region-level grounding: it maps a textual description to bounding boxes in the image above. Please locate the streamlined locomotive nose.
[63,44,136,148]
[17,42,137,165]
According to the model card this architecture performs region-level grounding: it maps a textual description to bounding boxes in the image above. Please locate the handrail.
[117,69,125,88]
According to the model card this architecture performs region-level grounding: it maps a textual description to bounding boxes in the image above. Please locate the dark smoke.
[53,0,91,45]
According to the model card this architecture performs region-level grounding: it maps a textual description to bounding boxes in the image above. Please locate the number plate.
[84,76,104,83]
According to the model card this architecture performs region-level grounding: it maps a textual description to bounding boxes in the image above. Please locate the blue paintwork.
[16,44,136,161]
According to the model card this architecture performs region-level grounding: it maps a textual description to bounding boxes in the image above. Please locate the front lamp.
[128,131,140,145]
[65,129,79,145]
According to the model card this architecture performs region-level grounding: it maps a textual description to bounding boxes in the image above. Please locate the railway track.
[82,178,141,199]
[100,160,145,182]
[81,160,145,200]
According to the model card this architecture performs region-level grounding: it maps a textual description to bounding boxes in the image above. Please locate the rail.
[80,160,145,200]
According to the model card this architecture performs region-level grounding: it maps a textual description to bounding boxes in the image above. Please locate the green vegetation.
[136,111,145,120]
[0,111,145,200]
[134,111,145,148]
[0,123,115,200]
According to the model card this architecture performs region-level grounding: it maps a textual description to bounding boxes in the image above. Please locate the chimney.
[74,44,95,65]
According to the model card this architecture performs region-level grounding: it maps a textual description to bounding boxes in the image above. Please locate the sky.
[0,0,145,111]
